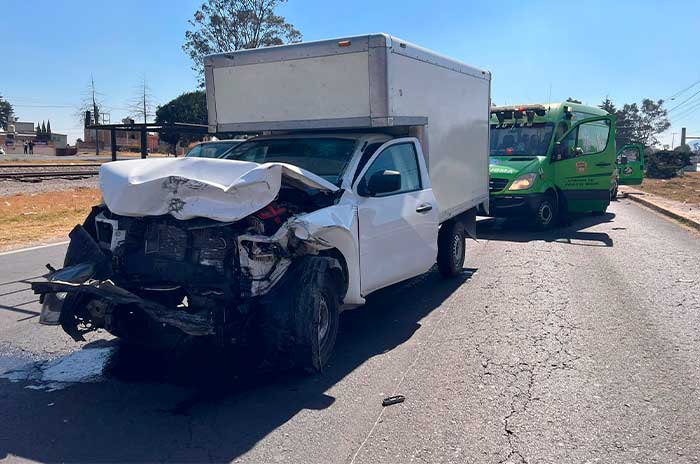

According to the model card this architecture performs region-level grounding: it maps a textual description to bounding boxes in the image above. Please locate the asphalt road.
[0,198,699,463]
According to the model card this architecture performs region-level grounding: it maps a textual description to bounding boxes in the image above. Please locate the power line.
[668,89,700,113]
[671,101,700,122]
[667,78,700,101]
[11,104,75,109]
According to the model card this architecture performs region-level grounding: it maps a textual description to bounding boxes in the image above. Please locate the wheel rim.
[317,296,330,348]
[539,203,552,225]
[452,233,463,265]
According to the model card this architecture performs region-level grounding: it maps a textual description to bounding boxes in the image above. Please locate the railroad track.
[0,164,102,181]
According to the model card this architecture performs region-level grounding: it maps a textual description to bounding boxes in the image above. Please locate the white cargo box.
[205,33,491,222]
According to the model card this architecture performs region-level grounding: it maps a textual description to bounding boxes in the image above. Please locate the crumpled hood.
[99,157,338,222]
[489,156,543,180]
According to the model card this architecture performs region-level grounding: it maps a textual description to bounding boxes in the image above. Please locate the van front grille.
[489,178,509,193]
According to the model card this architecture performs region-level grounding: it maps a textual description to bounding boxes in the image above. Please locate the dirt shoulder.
[0,188,101,252]
[635,172,700,206]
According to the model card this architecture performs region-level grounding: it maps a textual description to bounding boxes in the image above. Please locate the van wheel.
[532,193,558,230]
[437,220,465,277]
[261,256,341,372]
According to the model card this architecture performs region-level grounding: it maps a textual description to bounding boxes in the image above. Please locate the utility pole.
[671,132,678,149]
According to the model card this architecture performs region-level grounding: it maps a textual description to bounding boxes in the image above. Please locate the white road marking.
[0,241,70,257]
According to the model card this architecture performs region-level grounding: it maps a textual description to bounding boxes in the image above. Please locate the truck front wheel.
[261,256,342,372]
[532,193,558,230]
[437,220,465,277]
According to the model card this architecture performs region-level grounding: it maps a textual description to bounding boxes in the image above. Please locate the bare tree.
[183,0,302,84]
[128,75,156,124]
[75,75,106,154]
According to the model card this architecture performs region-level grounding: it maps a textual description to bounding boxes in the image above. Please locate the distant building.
[0,120,68,155]
[82,121,159,152]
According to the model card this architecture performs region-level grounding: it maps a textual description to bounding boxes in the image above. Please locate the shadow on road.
[0,267,475,462]
[477,212,616,247]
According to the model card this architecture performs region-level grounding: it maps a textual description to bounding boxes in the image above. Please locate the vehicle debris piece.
[382,395,406,407]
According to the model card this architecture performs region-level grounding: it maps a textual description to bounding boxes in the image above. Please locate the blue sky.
[4,0,699,146]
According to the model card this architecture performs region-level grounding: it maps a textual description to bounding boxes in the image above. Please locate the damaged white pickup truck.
[32,34,491,371]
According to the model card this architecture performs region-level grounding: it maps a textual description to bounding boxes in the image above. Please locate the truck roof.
[491,102,608,125]
[205,33,490,80]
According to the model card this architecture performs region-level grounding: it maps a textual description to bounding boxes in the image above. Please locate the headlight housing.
[508,173,537,191]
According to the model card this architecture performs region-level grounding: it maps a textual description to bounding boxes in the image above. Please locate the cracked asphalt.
[0,197,699,463]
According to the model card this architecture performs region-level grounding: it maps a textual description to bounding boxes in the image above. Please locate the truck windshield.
[220,138,357,186]
[490,123,554,156]
[186,141,242,158]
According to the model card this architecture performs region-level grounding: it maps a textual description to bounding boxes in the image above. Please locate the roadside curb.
[621,188,700,232]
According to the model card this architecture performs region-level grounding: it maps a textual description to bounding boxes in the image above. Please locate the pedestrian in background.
[28,141,34,154]
[23,141,28,154]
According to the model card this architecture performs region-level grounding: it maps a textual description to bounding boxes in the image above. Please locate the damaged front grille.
[145,223,189,261]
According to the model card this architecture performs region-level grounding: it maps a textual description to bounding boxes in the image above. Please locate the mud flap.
[462,208,478,241]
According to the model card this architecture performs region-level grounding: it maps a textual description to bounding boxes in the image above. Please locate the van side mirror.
[362,170,401,196]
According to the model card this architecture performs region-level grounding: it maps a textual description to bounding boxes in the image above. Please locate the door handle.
[595,162,612,167]
[416,203,433,213]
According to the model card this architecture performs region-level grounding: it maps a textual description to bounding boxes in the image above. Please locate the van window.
[562,120,610,158]
[490,123,554,156]
[360,143,421,194]
[620,147,639,162]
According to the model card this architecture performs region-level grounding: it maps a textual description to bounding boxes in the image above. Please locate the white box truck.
[32,34,490,371]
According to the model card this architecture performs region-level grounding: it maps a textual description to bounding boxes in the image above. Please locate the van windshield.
[490,123,554,156]
[220,138,357,186]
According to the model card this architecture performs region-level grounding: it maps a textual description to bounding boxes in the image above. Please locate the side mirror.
[619,155,629,165]
[365,170,401,196]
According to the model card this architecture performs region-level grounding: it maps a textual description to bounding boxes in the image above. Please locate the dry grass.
[635,173,700,205]
[0,188,101,251]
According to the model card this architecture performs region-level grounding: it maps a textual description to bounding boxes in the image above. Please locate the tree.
[599,98,671,148]
[128,75,156,123]
[75,75,105,154]
[46,120,51,134]
[155,91,208,150]
[566,97,582,104]
[183,0,302,84]
[598,97,616,115]
[0,96,13,131]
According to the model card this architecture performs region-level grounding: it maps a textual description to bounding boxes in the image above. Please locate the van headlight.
[508,173,537,191]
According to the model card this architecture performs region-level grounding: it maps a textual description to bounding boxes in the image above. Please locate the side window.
[562,120,610,158]
[555,122,568,141]
[576,120,610,155]
[352,142,383,185]
[360,143,421,195]
[619,147,639,163]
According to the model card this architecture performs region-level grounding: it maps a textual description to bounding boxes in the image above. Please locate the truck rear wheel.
[437,220,465,277]
[261,256,342,372]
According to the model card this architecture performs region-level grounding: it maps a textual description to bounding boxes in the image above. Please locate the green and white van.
[486,102,641,228]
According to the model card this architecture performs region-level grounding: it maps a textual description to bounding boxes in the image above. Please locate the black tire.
[437,220,466,277]
[532,192,558,230]
[261,256,342,372]
[611,181,619,201]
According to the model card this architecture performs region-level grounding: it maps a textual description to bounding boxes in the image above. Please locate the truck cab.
[487,102,617,228]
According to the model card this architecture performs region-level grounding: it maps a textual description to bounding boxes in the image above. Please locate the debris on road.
[382,395,405,407]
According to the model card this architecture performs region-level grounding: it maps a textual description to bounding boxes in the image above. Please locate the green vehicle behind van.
[486,102,642,228]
